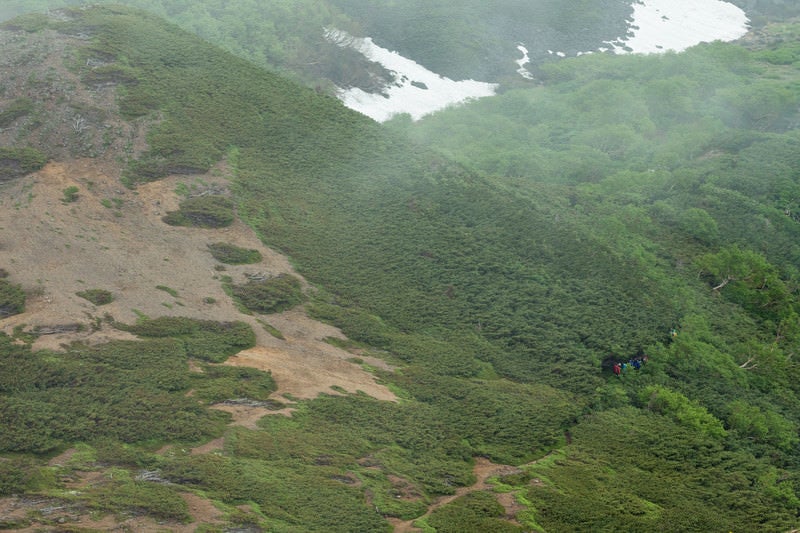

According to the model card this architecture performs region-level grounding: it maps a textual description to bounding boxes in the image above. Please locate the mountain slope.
[1,6,800,532]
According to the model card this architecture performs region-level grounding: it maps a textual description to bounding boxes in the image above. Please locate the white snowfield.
[327,29,497,123]
[332,0,749,122]
[611,0,749,54]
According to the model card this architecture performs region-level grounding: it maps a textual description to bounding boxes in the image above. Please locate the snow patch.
[327,28,497,122]
[516,44,535,80]
[328,0,749,120]
[609,0,749,54]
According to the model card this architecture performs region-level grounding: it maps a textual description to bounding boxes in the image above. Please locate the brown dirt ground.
[0,159,396,417]
[0,24,396,418]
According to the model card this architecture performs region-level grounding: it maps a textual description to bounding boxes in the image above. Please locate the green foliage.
[678,207,719,244]
[240,394,476,496]
[0,456,35,496]
[84,472,190,522]
[0,279,25,318]
[61,185,79,203]
[182,321,256,362]
[3,6,800,531]
[0,335,229,451]
[425,491,524,532]
[0,97,33,128]
[0,146,47,181]
[155,284,178,297]
[76,288,114,305]
[162,195,235,228]
[258,319,285,339]
[329,0,631,81]
[160,452,391,531]
[118,316,256,362]
[696,246,794,322]
[636,385,727,439]
[230,274,304,314]
[526,408,798,532]
[726,400,798,451]
[207,242,262,264]
[189,364,277,404]
[118,315,194,337]
[0,12,51,32]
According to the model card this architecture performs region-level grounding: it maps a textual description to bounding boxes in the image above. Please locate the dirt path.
[389,457,525,532]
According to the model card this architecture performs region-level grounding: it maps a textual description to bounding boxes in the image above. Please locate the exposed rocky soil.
[0,22,395,411]
[0,158,396,412]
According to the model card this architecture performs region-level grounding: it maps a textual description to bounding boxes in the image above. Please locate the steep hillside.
[0,10,398,531]
[1,6,800,533]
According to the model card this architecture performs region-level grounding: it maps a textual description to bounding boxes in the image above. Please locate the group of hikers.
[608,328,679,377]
[612,354,649,376]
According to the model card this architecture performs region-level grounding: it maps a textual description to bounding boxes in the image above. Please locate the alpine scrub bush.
[76,288,113,305]
[0,97,34,128]
[162,195,235,228]
[0,147,47,181]
[207,242,263,264]
[0,279,25,317]
[230,274,304,314]
[61,186,79,203]
[118,316,256,362]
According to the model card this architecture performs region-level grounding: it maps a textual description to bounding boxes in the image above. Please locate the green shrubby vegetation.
[160,451,392,531]
[0,335,229,452]
[75,288,114,305]
[0,146,47,180]
[423,491,524,532]
[0,97,34,127]
[81,470,191,522]
[189,364,277,404]
[162,195,235,228]
[525,408,800,532]
[0,278,25,317]
[207,242,262,264]
[118,316,256,362]
[2,5,800,531]
[61,185,79,202]
[230,274,304,314]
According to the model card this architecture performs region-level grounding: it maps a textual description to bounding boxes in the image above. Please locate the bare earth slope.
[0,159,396,411]
[0,24,394,415]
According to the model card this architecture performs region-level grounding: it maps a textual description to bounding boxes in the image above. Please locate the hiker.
[613,362,621,376]
[632,359,641,370]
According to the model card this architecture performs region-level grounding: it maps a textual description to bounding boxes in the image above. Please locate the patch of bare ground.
[0,159,395,426]
[47,447,78,467]
[180,492,225,529]
[190,436,225,455]
[389,457,525,532]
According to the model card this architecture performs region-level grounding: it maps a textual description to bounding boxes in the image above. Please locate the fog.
[333,0,750,121]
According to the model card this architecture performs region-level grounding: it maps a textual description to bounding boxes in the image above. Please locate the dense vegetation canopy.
[1,4,800,532]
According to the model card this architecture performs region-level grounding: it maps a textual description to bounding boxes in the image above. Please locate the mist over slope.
[3,0,795,91]
[0,4,799,532]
